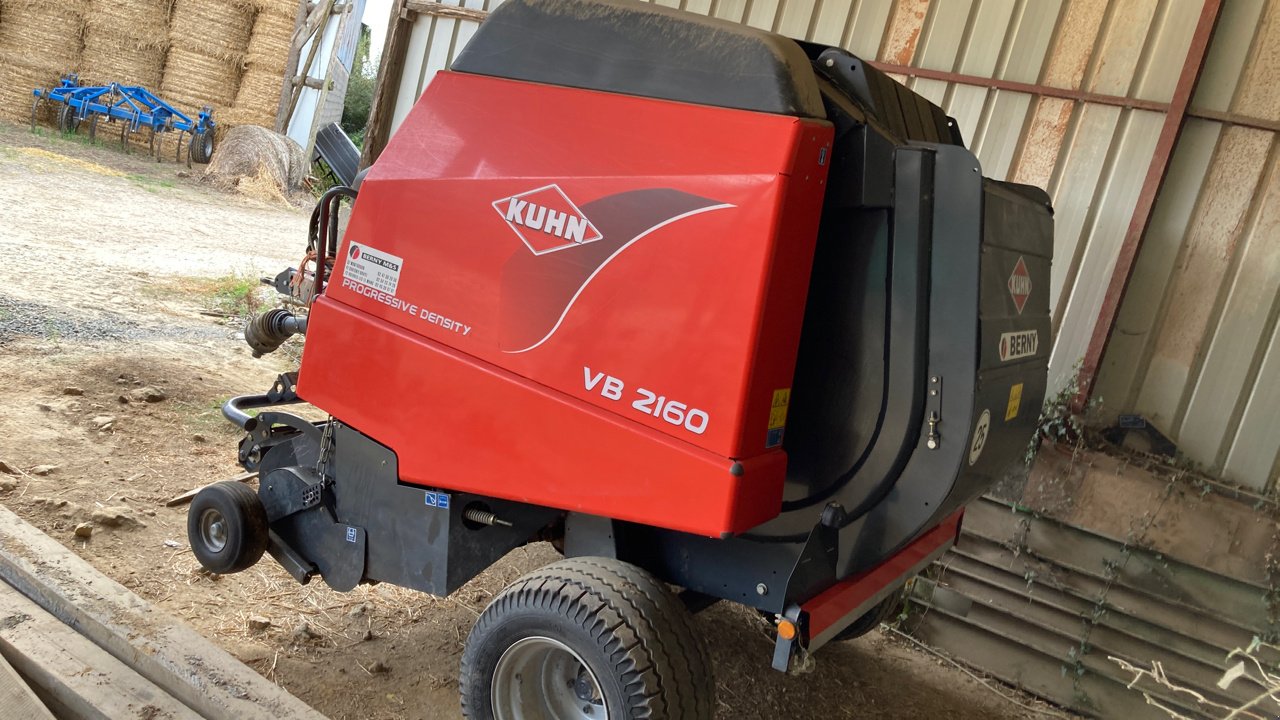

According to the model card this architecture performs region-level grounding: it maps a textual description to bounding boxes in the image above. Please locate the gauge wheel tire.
[460,557,715,720]
[57,104,79,134]
[190,129,214,164]
[832,589,903,642]
[187,481,268,574]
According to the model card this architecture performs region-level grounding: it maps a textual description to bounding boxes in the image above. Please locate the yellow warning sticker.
[768,388,791,430]
[1005,383,1023,421]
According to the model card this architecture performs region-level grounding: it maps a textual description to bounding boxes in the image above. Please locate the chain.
[315,418,334,483]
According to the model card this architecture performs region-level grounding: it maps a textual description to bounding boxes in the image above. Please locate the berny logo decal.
[493,184,603,255]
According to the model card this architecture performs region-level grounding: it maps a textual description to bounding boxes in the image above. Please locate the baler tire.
[832,589,903,642]
[187,481,269,574]
[460,556,714,720]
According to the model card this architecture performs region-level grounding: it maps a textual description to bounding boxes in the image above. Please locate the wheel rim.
[492,636,608,720]
[198,508,228,553]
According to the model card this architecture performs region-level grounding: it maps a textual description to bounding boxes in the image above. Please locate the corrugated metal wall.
[1095,0,1280,492]
[378,0,1277,490]
[383,0,1197,390]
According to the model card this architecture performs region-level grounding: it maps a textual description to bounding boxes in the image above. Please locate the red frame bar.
[802,510,963,645]
[1076,0,1223,407]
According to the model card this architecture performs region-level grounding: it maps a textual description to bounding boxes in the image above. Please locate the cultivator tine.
[176,131,186,165]
[29,92,45,133]
[88,115,99,145]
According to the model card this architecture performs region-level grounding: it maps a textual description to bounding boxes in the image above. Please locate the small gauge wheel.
[57,104,80,134]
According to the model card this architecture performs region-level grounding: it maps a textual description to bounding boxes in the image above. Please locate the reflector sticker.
[969,410,990,466]
[767,388,790,448]
[1006,383,1023,422]
[1008,256,1032,315]
[999,329,1039,362]
[343,242,403,295]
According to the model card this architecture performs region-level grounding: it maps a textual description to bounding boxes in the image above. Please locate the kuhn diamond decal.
[493,184,603,255]
[1008,256,1032,315]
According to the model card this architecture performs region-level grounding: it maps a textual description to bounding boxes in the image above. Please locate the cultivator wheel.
[57,103,80,135]
[460,557,715,720]
[190,128,214,165]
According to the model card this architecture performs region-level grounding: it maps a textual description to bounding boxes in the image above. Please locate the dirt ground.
[0,121,1071,720]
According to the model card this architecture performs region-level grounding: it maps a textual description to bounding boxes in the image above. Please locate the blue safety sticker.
[425,491,451,509]
[345,526,357,543]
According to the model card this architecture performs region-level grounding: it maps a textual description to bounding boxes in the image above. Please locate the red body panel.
[297,72,832,536]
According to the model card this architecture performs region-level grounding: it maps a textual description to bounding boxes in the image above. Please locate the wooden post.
[360,0,413,168]
[275,0,311,133]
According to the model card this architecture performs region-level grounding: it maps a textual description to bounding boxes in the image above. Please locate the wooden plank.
[0,645,54,720]
[276,0,311,133]
[0,581,198,720]
[957,533,1260,656]
[362,0,413,167]
[936,560,1272,710]
[0,505,325,720]
[1023,449,1277,588]
[963,498,1272,634]
[405,0,488,21]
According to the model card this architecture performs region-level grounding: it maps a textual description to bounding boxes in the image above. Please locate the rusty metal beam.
[866,61,1171,113]
[1186,107,1280,134]
[1076,0,1223,408]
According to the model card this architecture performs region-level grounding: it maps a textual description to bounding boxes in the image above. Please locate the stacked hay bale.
[0,0,87,123]
[229,0,297,130]
[81,0,168,88]
[161,0,254,122]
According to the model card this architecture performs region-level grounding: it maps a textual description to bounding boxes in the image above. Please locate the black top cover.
[451,0,826,119]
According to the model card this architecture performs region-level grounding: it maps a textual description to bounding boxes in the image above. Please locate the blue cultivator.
[31,74,216,166]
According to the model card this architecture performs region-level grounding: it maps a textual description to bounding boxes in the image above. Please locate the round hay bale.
[233,66,283,123]
[161,45,240,109]
[169,0,253,63]
[0,2,85,73]
[81,27,166,87]
[205,124,306,198]
[82,0,168,49]
[244,8,294,74]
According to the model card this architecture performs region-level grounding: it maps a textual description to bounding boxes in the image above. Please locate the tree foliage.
[341,23,375,147]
